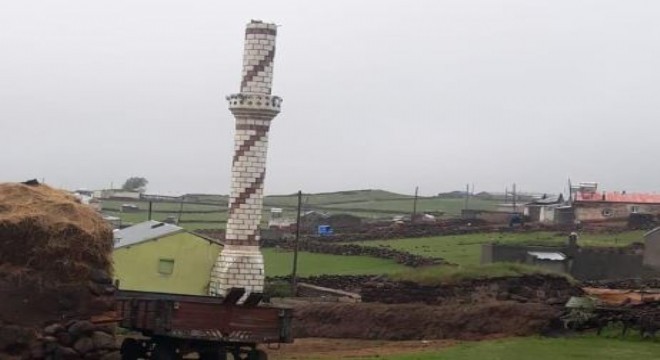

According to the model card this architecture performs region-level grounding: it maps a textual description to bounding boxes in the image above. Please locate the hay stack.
[0,182,119,359]
[0,183,112,282]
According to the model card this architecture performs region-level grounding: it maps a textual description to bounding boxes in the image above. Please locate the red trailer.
[116,288,293,360]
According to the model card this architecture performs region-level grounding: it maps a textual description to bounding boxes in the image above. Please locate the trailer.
[116,288,293,360]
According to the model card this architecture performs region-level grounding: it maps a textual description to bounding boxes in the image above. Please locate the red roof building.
[572,184,660,221]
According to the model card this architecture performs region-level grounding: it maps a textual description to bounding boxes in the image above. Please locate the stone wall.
[571,249,643,280]
[269,274,581,306]
[482,243,645,281]
[294,241,448,267]
[0,270,119,359]
[359,274,581,305]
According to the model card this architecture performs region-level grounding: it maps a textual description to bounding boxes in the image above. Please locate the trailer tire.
[248,349,268,360]
[151,342,180,360]
[199,350,228,360]
[120,338,142,360]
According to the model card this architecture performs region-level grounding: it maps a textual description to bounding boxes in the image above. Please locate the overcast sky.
[1,1,659,196]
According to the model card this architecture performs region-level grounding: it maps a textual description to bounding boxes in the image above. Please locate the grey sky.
[1,1,659,196]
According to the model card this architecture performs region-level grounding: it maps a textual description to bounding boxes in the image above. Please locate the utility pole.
[291,190,303,294]
[148,201,153,221]
[177,198,185,225]
[411,186,419,223]
[464,183,470,210]
[512,183,517,213]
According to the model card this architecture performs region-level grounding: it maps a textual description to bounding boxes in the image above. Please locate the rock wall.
[360,275,582,306]
[270,274,582,306]
[0,270,118,359]
[0,183,119,359]
[296,241,449,267]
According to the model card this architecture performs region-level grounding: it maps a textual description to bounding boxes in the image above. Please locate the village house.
[571,183,660,222]
[113,220,221,295]
[524,194,564,223]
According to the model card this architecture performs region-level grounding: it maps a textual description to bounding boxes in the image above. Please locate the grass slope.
[356,231,644,266]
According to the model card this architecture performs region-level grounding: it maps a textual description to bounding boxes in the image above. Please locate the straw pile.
[0,182,113,283]
[0,182,119,359]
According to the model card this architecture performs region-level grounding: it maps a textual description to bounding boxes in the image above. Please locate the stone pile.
[27,270,119,359]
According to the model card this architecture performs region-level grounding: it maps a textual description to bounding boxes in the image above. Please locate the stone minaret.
[209,20,282,297]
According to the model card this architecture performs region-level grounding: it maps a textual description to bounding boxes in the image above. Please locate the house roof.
[528,194,564,205]
[575,191,660,204]
[644,227,660,238]
[113,220,185,249]
[528,251,566,261]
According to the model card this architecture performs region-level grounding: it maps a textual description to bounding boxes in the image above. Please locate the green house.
[113,220,222,295]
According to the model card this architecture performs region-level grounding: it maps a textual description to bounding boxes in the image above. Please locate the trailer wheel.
[151,342,180,360]
[247,349,268,360]
[120,338,142,360]
[199,349,228,360]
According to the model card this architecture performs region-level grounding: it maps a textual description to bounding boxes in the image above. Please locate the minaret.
[209,20,282,297]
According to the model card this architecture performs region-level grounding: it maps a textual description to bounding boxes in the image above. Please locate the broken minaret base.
[209,20,282,297]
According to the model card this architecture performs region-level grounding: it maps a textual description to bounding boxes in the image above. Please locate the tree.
[122,177,148,192]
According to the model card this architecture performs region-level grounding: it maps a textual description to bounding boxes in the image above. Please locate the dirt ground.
[262,338,463,360]
[291,301,560,341]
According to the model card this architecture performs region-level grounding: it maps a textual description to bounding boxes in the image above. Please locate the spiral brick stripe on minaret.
[209,20,281,297]
[240,26,277,94]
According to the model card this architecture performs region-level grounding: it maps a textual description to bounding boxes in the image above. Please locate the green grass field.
[355,231,644,266]
[262,248,407,277]
[340,336,660,360]
[100,189,500,230]
[321,197,496,216]
[388,262,570,285]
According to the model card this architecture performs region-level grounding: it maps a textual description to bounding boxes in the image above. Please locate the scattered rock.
[91,331,116,350]
[68,321,95,338]
[56,345,80,359]
[100,351,122,360]
[73,337,94,354]
[43,324,64,336]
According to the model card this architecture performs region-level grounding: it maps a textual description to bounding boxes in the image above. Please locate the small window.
[158,259,175,275]
[602,208,613,217]
[631,206,640,214]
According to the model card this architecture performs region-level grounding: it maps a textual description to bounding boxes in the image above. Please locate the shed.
[524,194,564,223]
[113,221,222,295]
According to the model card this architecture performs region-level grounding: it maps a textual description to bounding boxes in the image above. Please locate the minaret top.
[240,20,278,95]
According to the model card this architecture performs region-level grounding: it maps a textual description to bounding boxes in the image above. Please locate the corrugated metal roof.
[644,226,660,238]
[528,194,564,205]
[114,220,184,249]
[528,251,566,261]
[576,191,660,204]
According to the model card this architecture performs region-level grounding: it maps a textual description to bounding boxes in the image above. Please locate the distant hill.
[102,189,500,230]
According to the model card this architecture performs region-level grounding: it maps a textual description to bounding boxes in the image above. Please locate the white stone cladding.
[209,20,281,298]
[240,22,277,95]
